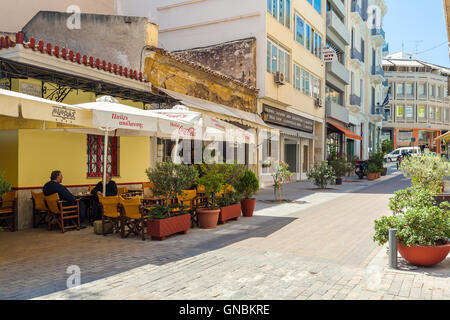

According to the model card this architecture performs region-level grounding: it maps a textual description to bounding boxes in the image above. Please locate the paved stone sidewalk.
[1,166,449,300]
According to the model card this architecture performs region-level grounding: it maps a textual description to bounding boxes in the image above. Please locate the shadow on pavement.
[0,214,296,300]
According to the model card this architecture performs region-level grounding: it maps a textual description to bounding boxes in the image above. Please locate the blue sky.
[384,0,449,67]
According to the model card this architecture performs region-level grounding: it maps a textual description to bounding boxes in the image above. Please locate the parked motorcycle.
[355,160,368,179]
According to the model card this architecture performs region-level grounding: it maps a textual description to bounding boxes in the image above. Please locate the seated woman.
[91,172,118,220]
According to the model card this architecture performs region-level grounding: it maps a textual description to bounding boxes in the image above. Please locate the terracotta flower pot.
[197,208,220,229]
[398,242,450,267]
[241,198,256,217]
[147,214,191,241]
[219,203,241,224]
[367,173,377,181]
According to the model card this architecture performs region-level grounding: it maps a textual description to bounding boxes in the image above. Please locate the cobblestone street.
[1,167,449,300]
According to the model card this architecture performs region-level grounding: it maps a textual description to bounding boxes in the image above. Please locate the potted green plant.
[217,190,243,224]
[307,161,335,189]
[146,204,191,240]
[145,160,198,237]
[374,186,450,266]
[330,157,347,185]
[266,160,293,201]
[0,172,11,197]
[196,163,226,229]
[367,162,379,181]
[235,170,259,217]
[399,154,450,194]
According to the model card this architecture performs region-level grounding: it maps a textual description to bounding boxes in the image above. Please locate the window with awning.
[328,122,362,141]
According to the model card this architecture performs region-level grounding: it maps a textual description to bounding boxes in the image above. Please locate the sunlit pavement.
[1,165,448,300]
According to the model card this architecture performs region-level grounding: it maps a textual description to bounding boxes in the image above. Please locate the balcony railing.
[350,94,361,106]
[371,65,384,77]
[351,47,363,63]
[351,1,367,21]
[371,28,385,40]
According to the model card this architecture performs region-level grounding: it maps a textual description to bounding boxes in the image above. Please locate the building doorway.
[301,140,310,180]
[284,139,298,180]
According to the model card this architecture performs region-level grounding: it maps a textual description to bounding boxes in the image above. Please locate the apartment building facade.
[382,52,450,154]
[346,0,387,159]
[118,0,327,184]
[325,0,353,156]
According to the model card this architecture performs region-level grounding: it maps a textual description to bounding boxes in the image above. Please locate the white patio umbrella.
[74,97,195,195]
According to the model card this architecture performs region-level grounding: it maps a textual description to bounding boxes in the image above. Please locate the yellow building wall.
[17,130,150,188]
[264,1,326,120]
[0,130,19,187]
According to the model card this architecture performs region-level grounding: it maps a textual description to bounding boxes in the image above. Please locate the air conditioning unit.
[274,71,285,85]
[315,98,324,108]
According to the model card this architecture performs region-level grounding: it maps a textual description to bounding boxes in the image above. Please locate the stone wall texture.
[173,38,257,88]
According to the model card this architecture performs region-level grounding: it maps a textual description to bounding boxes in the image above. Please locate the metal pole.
[102,128,109,196]
[389,229,398,269]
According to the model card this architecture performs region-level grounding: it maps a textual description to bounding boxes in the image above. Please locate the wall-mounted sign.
[322,46,336,62]
[21,83,42,97]
[262,105,314,134]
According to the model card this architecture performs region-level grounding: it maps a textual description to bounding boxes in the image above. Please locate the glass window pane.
[267,40,271,72]
[279,50,285,76]
[295,14,305,46]
[267,0,272,13]
[279,0,284,24]
[285,0,291,28]
[285,52,290,80]
[273,0,278,18]
[272,44,278,73]
[314,0,321,14]
[306,25,311,51]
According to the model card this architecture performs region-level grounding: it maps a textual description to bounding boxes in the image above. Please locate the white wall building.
[117,0,328,184]
[347,0,387,159]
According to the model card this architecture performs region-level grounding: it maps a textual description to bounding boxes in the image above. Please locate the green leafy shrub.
[146,160,198,198]
[197,163,227,209]
[147,204,189,220]
[265,160,293,201]
[373,186,450,247]
[235,170,259,199]
[382,140,393,154]
[329,156,347,179]
[0,172,11,197]
[368,162,379,174]
[307,161,336,189]
[216,190,242,207]
[399,155,449,193]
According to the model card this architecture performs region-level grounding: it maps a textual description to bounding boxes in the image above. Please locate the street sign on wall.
[322,46,336,62]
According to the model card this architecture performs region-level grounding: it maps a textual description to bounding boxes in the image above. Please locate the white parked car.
[384,147,421,162]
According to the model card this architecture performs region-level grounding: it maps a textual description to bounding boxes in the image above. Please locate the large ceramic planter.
[335,177,343,185]
[147,214,191,240]
[367,173,377,181]
[197,208,220,229]
[241,198,256,217]
[398,242,450,267]
[219,203,241,224]
[381,168,388,176]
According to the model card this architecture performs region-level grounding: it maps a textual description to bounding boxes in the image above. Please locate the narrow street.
[2,167,447,300]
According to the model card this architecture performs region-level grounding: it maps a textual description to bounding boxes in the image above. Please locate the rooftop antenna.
[407,40,424,55]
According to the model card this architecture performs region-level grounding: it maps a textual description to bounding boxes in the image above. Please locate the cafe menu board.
[263,105,314,134]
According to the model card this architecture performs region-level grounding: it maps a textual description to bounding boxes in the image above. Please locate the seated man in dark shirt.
[91,172,118,220]
[43,170,87,223]
[91,172,118,197]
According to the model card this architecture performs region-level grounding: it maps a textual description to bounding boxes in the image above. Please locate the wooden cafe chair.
[0,191,18,232]
[45,193,80,233]
[177,189,199,227]
[31,191,48,228]
[98,195,121,236]
[119,196,146,241]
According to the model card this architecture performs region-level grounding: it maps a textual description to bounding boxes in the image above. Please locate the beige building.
[0,0,114,33]
[117,0,327,184]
